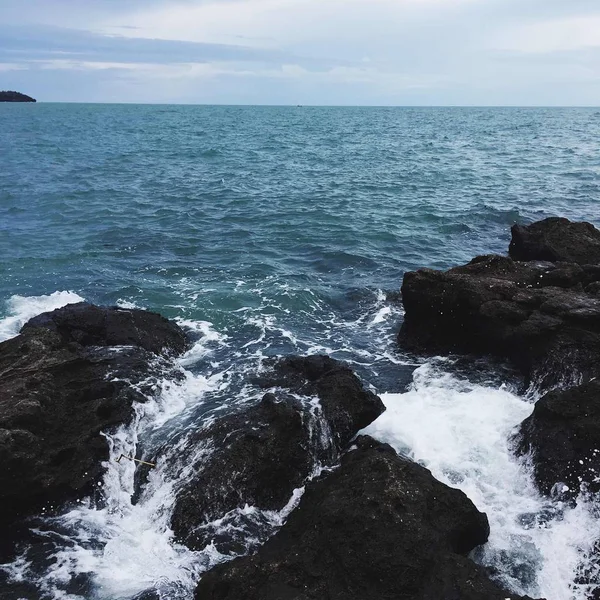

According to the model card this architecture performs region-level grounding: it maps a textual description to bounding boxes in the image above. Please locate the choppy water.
[1,104,600,600]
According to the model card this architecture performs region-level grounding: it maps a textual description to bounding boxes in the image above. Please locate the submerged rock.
[169,356,385,552]
[516,380,600,498]
[195,436,533,600]
[0,303,187,527]
[509,217,600,265]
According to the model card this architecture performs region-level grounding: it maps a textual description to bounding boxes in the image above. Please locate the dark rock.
[170,356,384,552]
[255,355,384,448]
[515,380,600,498]
[194,436,535,600]
[399,253,600,387]
[398,217,600,507]
[509,217,600,265]
[0,91,36,103]
[23,302,187,356]
[0,303,187,531]
[131,591,161,600]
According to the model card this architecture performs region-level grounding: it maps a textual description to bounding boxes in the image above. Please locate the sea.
[1,104,599,600]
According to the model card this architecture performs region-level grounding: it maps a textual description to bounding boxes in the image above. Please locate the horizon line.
[7,101,600,108]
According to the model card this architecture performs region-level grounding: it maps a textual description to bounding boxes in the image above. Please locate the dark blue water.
[2,105,599,305]
[1,104,599,600]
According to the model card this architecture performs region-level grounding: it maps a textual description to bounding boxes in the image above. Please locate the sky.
[1,0,599,105]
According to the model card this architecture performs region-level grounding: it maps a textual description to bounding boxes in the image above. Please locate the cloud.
[0,24,330,68]
[1,0,599,104]
[492,14,600,54]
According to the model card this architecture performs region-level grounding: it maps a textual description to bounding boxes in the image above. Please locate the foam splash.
[0,291,85,342]
[0,303,230,600]
[363,362,599,600]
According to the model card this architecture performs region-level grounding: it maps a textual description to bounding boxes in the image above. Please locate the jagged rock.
[23,302,187,356]
[509,217,600,265]
[169,356,385,552]
[399,254,600,387]
[516,380,600,498]
[194,436,535,600]
[0,303,187,528]
[398,218,600,508]
[254,355,384,448]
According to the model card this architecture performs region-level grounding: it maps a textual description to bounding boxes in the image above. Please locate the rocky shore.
[399,217,600,502]
[0,303,186,530]
[0,301,527,599]
[2,217,598,600]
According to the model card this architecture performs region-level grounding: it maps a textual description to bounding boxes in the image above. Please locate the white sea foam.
[3,287,596,600]
[0,291,85,342]
[363,362,599,600]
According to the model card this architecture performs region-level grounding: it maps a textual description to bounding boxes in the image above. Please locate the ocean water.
[1,104,600,600]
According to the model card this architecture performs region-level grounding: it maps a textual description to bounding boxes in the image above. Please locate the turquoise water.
[1,104,600,600]
[2,105,599,311]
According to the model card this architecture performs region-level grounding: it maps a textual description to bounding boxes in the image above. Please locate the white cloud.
[101,0,479,48]
[493,14,600,54]
[2,0,600,104]
[0,62,26,71]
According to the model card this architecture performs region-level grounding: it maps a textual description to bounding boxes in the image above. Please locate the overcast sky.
[1,0,599,104]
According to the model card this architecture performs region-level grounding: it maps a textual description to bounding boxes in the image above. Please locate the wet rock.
[170,356,385,552]
[509,217,600,265]
[195,436,534,600]
[398,217,600,506]
[399,254,600,387]
[515,380,600,498]
[23,302,187,355]
[0,303,187,528]
[255,355,384,448]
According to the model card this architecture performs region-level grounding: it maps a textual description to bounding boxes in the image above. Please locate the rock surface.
[169,355,385,552]
[510,217,600,265]
[0,91,36,102]
[0,303,187,526]
[399,253,600,387]
[516,380,600,498]
[398,217,600,503]
[254,355,384,448]
[194,436,532,600]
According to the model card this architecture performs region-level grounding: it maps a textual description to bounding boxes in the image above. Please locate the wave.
[0,291,85,342]
[363,362,598,600]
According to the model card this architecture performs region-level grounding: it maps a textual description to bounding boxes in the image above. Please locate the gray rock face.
[398,217,600,506]
[399,254,600,388]
[0,303,187,526]
[169,356,385,552]
[516,380,600,499]
[194,437,535,600]
[510,217,600,265]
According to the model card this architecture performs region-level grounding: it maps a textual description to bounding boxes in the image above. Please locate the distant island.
[0,91,36,102]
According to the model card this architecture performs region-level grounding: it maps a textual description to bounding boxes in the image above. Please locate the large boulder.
[399,254,600,387]
[194,436,534,600]
[169,356,385,552]
[509,217,600,265]
[398,218,600,507]
[22,301,187,355]
[515,380,600,499]
[0,303,187,527]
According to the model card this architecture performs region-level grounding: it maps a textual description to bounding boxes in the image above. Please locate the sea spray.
[363,362,599,600]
